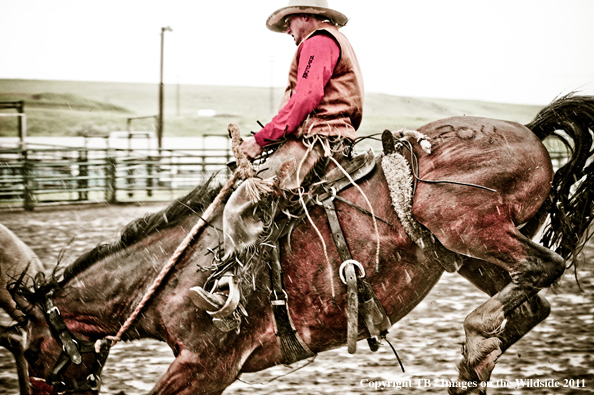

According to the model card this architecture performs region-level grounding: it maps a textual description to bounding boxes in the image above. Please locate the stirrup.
[189,287,242,333]
[190,273,242,319]
[189,287,227,311]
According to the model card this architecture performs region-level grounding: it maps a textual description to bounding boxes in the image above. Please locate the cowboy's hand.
[241,136,263,159]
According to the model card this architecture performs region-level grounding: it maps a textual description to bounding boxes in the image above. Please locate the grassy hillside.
[0,79,544,141]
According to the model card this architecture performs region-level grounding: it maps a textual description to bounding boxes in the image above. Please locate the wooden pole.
[158,27,172,151]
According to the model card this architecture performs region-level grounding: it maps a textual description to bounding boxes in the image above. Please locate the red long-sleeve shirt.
[254,33,340,147]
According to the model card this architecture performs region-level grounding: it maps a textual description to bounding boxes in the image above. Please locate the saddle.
[206,136,455,364]
[278,148,377,243]
[270,132,463,364]
[202,148,384,359]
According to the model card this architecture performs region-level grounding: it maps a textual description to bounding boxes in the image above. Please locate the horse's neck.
[55,216,199,338]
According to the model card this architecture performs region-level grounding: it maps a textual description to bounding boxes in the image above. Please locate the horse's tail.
[524,93,594,269]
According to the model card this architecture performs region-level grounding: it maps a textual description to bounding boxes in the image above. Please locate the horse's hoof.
[474,348,502,382]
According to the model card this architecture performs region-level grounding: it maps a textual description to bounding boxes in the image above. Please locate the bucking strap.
[381,130,464,273]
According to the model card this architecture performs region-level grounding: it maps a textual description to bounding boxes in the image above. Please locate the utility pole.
[176,75,180,117]
[269,55,274,116]
[158,26,172,150]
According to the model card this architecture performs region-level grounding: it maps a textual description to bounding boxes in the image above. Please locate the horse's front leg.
[0,325,30,395]
[149,344,250,395]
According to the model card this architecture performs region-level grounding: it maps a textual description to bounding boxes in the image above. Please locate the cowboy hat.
[266,0,348,33]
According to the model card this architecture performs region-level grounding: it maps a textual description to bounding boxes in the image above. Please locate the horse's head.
[22,310,63,395]
[9,274,110,395]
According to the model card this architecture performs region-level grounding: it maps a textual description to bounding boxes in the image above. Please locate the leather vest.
[280,25,364,140]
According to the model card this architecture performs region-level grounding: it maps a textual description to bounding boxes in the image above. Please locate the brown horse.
[0,223,45,395]
[9,94,594,395]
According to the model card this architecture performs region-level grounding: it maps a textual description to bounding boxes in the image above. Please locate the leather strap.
[42,290,112,394]
[315,149,376,203]
[324,198,391,353]
[343,262,359,354]
[324,199,353,263]
[269,239,315,364]
[324,199,360,354]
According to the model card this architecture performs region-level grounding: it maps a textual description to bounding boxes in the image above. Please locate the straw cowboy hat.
[266,0,348,32]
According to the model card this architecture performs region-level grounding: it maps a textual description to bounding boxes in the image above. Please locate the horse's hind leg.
[447,230,564,391]
[452,258,553,393]
[458,259,552,351]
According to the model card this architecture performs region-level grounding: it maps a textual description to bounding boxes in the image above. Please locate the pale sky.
[1,0,593,105]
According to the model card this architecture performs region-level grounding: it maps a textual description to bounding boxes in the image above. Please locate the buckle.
[339,260,365,285]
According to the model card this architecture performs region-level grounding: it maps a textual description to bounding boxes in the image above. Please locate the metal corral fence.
[0,145,233,210]
[0,144,569,211]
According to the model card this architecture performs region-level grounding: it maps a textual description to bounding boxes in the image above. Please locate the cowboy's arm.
[253,34,340,147]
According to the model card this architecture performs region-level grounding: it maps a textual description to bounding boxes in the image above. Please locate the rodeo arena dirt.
[0,199,593,395]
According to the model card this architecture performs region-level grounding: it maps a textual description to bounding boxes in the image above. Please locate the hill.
[0,79,543,141]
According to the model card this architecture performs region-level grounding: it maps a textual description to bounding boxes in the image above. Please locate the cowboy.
[190,0,364,330]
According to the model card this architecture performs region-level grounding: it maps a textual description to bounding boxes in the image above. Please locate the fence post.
[127,159,135,198]
[147,156,153,197]
[78,149,88,201]
[105,157,117,203]
[22,150,34,211]
[226,148,231,177]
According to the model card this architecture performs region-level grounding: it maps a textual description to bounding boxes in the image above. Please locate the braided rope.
[329,156,381,271]
[295,137,336,299]
[95,123,250,352]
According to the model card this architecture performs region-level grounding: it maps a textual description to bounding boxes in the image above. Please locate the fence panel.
[0,146,232,210]
[0,145,569,211]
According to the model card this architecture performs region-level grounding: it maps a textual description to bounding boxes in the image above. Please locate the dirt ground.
[0,203,592,394]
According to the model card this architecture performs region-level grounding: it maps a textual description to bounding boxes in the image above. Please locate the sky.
[1,0,594,105]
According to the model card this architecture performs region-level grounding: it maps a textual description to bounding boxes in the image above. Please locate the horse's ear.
[7,265,44,321]
[11,289,45,322]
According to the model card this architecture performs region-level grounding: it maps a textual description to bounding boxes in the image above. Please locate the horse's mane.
[59,176,223,285]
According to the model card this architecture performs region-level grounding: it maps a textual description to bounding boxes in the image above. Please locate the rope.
[299,189,335,299]
[394,136,497,194]
[295,140,336,300]
[385,338,405,373]
[229,123,254,180]
[95,123,251,352]
[229,123,275,202]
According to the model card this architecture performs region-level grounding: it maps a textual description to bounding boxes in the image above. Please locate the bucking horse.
[8,94,594,395]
